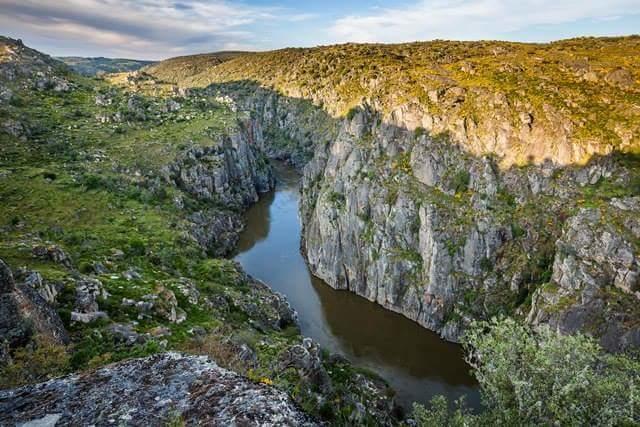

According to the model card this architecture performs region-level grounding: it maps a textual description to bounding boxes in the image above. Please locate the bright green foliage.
[414,318,640,426]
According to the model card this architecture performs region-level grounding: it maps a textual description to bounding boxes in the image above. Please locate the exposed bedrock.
[0,352,316,426]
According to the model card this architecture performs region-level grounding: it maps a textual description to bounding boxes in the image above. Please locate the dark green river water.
[235,162,480,410]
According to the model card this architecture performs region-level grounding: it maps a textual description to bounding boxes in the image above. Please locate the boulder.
[14,268,60,304]
[71,277,109,324]
[32,244,73,269]
[279,338,332,394]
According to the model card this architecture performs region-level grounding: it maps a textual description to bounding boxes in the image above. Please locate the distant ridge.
[145,36,640,166]
[59,56,155,76]
[143,51,248,84]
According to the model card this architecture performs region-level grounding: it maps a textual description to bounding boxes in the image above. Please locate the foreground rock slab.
[0,352,317,426]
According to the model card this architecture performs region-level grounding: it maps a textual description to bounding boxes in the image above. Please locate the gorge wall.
[205,83,640,352]
[142,38,640,352]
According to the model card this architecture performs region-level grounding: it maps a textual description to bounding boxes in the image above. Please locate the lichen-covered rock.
[222,273,298,332]
[0,352,317,426]
[1,118,29,140]
[14,268,60,304]
[152,284,186,324]
[106,323,150,346]
[34,70,72,92]
[174,278,200,305]
[279,338,332,394]
[187,210,244,256]
[32,244,73,269]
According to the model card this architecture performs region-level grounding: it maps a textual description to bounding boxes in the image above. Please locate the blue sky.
[0,0,639,60]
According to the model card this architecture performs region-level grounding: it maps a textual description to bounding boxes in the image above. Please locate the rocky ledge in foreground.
[0,352,316,426]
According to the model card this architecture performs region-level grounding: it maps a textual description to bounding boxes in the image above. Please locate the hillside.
[143,51,248,85]
[59,56,154,76]
[147,37,640,167]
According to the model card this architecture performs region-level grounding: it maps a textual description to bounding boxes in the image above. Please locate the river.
[234,161,480,410]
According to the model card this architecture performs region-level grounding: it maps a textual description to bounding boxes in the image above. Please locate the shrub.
[412,396,476,427]
[413,318,640,426]
[414,127,427,138]
[326,191,346,208]
[181,332,247,374]
[81,174,107,191]
[345,106,359,120]
[126,239,147,257]
[452,170,470,193]
[0,336,70,388]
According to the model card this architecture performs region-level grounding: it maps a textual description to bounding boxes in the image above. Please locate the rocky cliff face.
[299,106,513,341]
[207,84,639,350]
[528,199,640,352]
[164,119,274,208]
[299,107,639,346]
[162,117,275,256]
[0,352,316,426]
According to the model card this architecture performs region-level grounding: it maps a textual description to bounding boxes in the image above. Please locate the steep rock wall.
[206,85,640,348]
[160,116,275,256]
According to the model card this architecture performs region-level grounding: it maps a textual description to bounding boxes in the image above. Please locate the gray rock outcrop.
[0,352,317,426]
[528,200,640,352]
[0,259,69,353]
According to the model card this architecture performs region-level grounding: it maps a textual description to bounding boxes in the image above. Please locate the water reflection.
[234,161,480,409]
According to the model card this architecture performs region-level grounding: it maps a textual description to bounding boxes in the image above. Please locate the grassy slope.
[0,64,253,362]
[143,51,248,84]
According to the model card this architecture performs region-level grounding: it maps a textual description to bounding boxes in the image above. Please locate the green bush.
[345,106,359,120]
[413,318,640,426]
[413,396,476,427]
[0,336,70,388]
[126,239,147,257]
[452,170,470,193]
[414,127,427,138]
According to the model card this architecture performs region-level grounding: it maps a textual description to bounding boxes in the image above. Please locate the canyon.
[1,35,639,425]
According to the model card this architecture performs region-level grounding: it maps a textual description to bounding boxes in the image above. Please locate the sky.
[1,0,639,60]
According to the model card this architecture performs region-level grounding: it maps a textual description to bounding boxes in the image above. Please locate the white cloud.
[328,0,640,43]
[0,0,305,59]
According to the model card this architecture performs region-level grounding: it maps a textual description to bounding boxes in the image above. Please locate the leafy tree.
[413,318,640,426]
